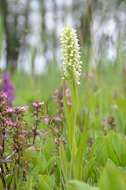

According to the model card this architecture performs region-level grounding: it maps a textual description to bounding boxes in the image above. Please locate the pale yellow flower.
[60,26,82,85]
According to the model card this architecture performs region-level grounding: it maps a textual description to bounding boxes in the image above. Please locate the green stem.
[63,80,79,179]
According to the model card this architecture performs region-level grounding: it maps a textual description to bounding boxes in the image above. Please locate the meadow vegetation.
[1,26,126,190]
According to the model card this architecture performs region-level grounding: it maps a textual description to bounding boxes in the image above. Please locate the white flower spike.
[60,26,82,85]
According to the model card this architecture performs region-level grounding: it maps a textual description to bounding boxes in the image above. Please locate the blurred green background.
[0,0,126,104]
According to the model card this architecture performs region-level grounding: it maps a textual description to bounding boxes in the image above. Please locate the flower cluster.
[2,72,15,105]
[32,101,44,144]
[53,86,72,112]
[0,91,49,189]
[33,101,43,115]
[0,92,28,128]
[60,26,82,85]
[0,91,29,189]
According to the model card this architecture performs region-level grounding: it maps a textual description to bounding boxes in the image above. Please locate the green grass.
[13,64,60,105]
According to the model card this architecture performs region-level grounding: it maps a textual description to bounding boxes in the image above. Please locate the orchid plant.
[59,26,88,187]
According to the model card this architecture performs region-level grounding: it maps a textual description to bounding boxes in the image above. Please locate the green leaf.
[59,143,71,180]
[67,180,99,190]
[74,126,88,179]
[38,175,55,190]
[0,179,4,190]
[99,161,126,190]
[105,131,126,166]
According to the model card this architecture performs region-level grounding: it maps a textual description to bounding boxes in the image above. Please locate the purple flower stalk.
[2,72,15,105]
